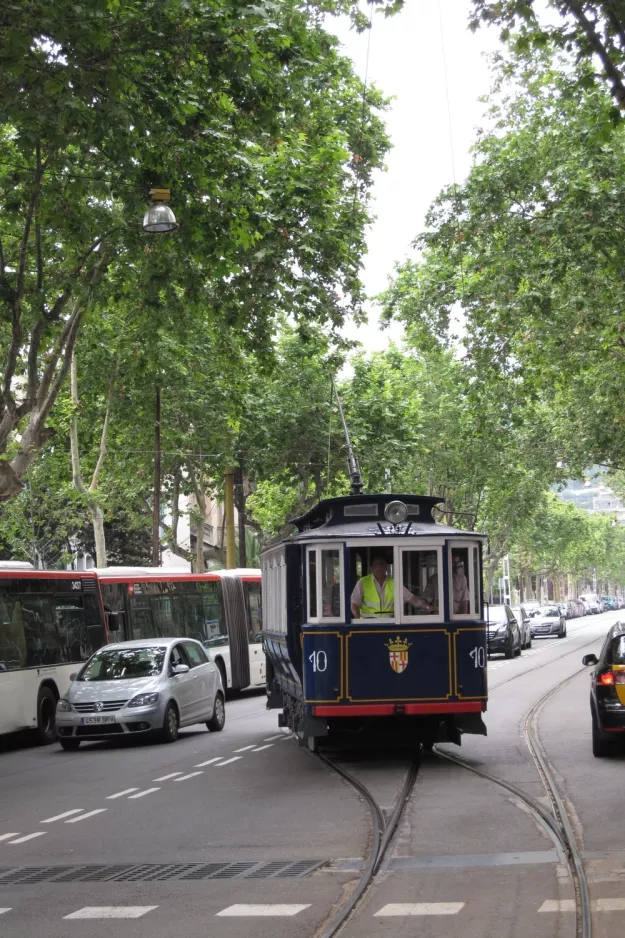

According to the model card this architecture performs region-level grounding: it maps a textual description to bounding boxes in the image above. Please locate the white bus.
[0,563,108,742]
[94,567,265,693]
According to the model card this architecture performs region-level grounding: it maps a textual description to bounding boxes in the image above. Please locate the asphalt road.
[0,609,623,938]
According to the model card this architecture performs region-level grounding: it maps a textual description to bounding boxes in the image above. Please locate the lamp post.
[142,187,178,234]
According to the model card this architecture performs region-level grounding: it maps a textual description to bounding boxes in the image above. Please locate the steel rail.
[315,749,420,938]
[436,667,591,938]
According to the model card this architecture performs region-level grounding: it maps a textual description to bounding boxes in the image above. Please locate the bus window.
[184,593,205,642]
[54,595,87,663]
[0,594,26,669]
[128,596,155,639]
[150,595,179,637]
[202,584,227,646]
[401,549,440,617]
[21,597,61,665]
[83,594,106,653]
[244,582,262,642]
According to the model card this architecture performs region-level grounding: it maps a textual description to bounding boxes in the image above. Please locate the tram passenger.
[350,554,432,619]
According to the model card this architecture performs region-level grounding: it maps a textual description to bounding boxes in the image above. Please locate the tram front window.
[401,550,440,617]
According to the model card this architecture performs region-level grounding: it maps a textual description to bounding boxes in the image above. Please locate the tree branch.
[69,350,87,497]
[566,0,625,106]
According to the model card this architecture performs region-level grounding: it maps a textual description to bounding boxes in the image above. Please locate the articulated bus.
[94,567,264,695]
[0,564,263,743]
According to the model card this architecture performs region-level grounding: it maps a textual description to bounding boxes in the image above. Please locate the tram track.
[315,747,421,938]
[436,667,592,938]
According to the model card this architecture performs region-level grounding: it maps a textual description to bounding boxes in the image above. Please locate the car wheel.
[59,738,80,752]
[504,636,514,659]
[527,637,532,649]
[515,639,522,656]
[36,686,58,745]
[592,717,614,758]
[162,702,179,743]
[559,623,566,638]
[206,692,225,732]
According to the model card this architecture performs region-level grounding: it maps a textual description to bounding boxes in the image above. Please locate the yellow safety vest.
[360,575,394,617]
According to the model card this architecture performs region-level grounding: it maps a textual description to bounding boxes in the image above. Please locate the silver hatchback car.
[56,638,225,750]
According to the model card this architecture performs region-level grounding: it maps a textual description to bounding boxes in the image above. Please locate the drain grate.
[0,860,326,884]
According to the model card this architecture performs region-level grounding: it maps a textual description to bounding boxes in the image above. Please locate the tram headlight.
[384,500,408,525]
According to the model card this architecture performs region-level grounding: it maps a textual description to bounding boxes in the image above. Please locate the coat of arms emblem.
[385,636,411,674]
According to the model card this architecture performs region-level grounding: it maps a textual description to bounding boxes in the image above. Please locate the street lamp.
[142,187,178,234]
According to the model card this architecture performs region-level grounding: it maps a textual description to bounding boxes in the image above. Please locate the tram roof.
[287,493,486,541]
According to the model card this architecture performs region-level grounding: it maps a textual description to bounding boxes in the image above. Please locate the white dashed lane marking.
[252,744,274,752]
[127,787,160,799]
[106,788,139,799]
[233,745,256,753]
[215,757,242,767]
[0,834,20,843]
[195,758,222,767]
[64,906,158,920]
[216,905,311,917]
[264,735,285,741]
[0,908,11,915]
[41,809,84,823]
[374,903,465,916]
[9,833,46,844]
[174,772,203,782]
[66,809,107,824]
[153,772,183,782]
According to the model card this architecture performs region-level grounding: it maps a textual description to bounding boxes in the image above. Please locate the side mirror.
[582,654,598,667]
[172,663,190,675]
[69,672,78,681]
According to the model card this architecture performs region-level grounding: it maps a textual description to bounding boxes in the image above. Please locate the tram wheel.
[36,686,58,745]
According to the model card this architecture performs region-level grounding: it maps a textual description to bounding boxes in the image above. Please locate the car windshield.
[538,606,559,617]
[78,647,166,681]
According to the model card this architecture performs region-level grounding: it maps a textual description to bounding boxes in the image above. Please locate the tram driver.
[350,553,432,619]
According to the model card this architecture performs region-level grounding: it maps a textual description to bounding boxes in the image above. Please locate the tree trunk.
[90,501,107,568]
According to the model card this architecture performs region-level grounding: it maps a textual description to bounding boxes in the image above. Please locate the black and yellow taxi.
[583,621,625,757]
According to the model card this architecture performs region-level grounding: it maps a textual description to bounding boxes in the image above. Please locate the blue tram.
[261,494,488,748]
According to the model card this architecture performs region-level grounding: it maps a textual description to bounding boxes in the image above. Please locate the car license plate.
[81,716,115,725]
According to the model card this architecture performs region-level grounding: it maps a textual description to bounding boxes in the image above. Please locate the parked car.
[582,623,625,756]
[486,603,523,658]
[511,605,532,649]
[579,593,601,614]
[601,595,617,610]
[529,605,567,639]
[56,638,226,750]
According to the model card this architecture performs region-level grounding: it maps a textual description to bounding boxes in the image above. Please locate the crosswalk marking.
[9,832,46,844]
[540,899,625,913]
[216,904,311,917]
[106,788,139,799]
[64,906,158,920]
[66,809,107,824]
[41,809,85,823]
[374,903,465,916]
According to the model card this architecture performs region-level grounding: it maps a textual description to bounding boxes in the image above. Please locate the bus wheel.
[207,692,225,732]
[36,686,58,745]
[216,661,228,695]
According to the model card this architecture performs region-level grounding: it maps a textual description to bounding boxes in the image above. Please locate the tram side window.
[401,550,440,617]
[0,594,26,669]
[245,583,263,642]
[472,547,481,616]
[449,545,480,617]
[308,552,318,618]
[321,550,341,618]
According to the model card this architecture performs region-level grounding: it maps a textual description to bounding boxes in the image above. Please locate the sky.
[330,1,501,351]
